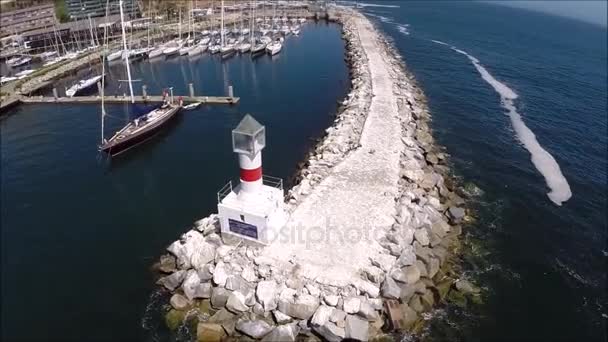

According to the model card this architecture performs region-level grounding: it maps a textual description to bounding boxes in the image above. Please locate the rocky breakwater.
[152,7,479,342]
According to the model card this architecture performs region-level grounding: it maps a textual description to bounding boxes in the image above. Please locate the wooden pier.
[19,95,239,105]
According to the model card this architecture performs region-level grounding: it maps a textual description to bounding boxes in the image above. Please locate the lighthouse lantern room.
[217,114,288,245]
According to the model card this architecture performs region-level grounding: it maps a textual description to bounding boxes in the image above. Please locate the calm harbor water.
[1,21,349,341]
[356,1,606,341]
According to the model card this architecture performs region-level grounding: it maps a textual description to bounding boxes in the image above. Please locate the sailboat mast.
[119,0,135,104]
[101,0,110,145]
[88,14,95,47]
[220,0,225,47]
[250,0,254,45]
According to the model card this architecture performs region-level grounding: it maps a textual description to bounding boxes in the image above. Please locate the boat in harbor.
[100,0,181,156]
[66,74,104,97]
[107,50,123,61]
[266,40,282,55]
[6,56,32,68]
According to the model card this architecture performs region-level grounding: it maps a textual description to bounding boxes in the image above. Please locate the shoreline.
[152,6,478,341]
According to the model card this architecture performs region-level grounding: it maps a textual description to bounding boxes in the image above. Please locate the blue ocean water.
[355,1,606,341]
[0,22,349,341]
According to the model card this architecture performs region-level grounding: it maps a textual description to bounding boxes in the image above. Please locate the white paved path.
[261,15,404,286]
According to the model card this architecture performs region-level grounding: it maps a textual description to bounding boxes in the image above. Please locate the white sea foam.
[396,23,410,35]
[353,2,400,8]
[435,42,571,205]
[431,39,449,46]
[365,12,393,23]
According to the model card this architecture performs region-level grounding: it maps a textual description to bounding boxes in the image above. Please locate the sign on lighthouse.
[217,114,288,245]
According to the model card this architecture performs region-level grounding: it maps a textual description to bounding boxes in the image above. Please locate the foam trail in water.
[365,12,393,23]
[353,2,400,8]
[396,24,410,35]
[440,44,571,205]
[431,40,449,46]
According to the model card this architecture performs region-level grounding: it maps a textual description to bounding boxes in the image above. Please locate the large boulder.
[313,322,346,342]
[311,305,334,327]
[343,297,361,314]
[225,291,249,313]
[381,277,401,299]
[256,280,279,311]
[262,323,299,342]
[236,319,273,339]
[167,230,216,269]
[211,287,231,309]
[447,207,465,223]
[213,261,230,287]
[159,254,177,273]
[345,314,369,341]
[170,293,191,311]
[278,293,319,320]
[196,322,225,342]
[157,270,186,291]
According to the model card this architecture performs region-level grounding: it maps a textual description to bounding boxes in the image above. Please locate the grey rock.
[211,287,231,309]
[330,308,347,323]
[396,246,416,267]
[313,322,346,342]
[455,279,480,294]
[169,293,190,310]
[357,301,379,321]
[427,257,440,279]
[197,263,215,282]
[213,261,229,287]
[402,265,421,284]
[159,254,177,273]
[370,253,396,272]
[447,207,465,223]
[346,314,369,341]
[225,275,253,293]
[253,303,265,316]
[400,303,419,329]
[362,266,384,284]
[311,305,333,327]
[241,266,257,283]
[157,270,186,291]
[343,297,361,314]
[278,294,319,320]
[236,319,273,339]
[381,276,401,299]
[399,283,417,302]
[323,295,340,307]
[226,291,249,313]
[262,323,299,342]
[415,260,428,278]
[414,228,430,246]
[273,310,293,324]
[256,280,279,311]
[182,270,200,301]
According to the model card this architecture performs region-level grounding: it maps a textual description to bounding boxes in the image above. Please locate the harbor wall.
[151,6,478,342]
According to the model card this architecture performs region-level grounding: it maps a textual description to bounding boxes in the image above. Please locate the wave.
[364,12,394,24]
[433,40,572,205]
[431,39,449,46]
[396,23,410,35]
[341,1,400,8]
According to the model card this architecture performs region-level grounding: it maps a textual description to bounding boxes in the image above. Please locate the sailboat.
[219,0,235,59]
[66,74,104,97]
[250,0,266,57]
[99,0,181,156]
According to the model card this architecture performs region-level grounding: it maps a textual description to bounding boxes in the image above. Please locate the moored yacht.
[66,74,104,97]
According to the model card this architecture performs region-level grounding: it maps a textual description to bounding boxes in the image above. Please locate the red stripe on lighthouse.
[240,167,262,182]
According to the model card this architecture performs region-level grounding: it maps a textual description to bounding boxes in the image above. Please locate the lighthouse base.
[217,183,288,245]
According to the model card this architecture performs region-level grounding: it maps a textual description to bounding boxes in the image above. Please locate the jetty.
[152,5,474,342]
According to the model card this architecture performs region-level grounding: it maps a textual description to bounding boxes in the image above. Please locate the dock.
[19,95,239,105]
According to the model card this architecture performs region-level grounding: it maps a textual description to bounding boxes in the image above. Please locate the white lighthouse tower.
[217,114,288,245]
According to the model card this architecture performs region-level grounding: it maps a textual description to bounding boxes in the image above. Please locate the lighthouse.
[217,114,288,245]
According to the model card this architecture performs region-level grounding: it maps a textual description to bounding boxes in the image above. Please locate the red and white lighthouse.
[217,114,287,244]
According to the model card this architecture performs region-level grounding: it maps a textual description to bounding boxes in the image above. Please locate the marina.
[1,11,350,340]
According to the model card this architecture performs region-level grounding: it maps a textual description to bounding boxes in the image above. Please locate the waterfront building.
[65,0,139,21]
[0,3,57,38]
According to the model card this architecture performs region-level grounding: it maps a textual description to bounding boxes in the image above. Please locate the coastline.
[151,6,478,341]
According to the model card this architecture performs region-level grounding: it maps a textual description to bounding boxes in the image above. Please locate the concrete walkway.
[261,15,404,286]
